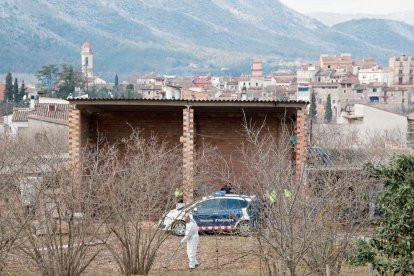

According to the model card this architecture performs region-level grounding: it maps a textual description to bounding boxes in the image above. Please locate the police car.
[160,191,253,236]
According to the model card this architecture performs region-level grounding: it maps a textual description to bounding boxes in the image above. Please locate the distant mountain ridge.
[332,19,414,55]
[0,0,413,79]
[308,11,414,27]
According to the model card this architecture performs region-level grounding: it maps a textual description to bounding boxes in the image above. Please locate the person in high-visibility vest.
[267,189,292,203]
[284,189,293,200]
[267,190,277,204]
[175,187,183,203]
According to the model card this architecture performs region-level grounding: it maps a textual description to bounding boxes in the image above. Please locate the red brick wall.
[90,110,183,147]
[69,105,306,201]
[195,110,295,190]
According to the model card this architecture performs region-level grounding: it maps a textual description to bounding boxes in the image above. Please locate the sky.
[279,0,414,14]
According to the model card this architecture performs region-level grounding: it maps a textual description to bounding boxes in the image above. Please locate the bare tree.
[0,135,41,273]
[0,130,111,276]
[240,120,372,275]
[99,130,182,275]
[302,170,372,275]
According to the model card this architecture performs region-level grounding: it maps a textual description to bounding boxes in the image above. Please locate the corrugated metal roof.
[69,98,308,104]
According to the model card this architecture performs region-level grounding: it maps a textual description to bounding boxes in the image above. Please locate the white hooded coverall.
[180,218,199,268]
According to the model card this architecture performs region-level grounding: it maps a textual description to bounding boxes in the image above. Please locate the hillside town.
[1,42,414,276]
[1,43,414,149]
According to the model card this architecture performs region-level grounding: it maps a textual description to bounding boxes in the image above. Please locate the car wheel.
[171,220,186,236]
[237,221,251,237]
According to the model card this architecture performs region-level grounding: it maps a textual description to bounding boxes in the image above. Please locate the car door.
[192,199,219,228]
[218,198,247,228]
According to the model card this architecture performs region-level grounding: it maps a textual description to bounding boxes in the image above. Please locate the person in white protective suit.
[180,214,199,269]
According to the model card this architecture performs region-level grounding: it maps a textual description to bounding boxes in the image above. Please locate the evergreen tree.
[5,72,13,102]
[309,91,317,122]
[36,64,59,96]
[56,64,83,99]
[13,78,19,103]
[16,80,27,103]
[115,73,119,87]
[324,94,332,123]
[114,73,119,95]
[96,87,111,98]
[124,84,135,99]
[347,155,414,275]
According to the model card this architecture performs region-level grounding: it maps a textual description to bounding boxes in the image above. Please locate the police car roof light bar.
[212,191,226,197]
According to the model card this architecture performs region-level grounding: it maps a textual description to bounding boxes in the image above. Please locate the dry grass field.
[4,234,370,276]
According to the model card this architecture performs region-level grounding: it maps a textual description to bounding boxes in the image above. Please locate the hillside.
[332,19,414,57]
[0,0,412,78]
[308,11,414,27]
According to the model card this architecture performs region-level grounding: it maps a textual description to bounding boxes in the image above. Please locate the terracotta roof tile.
[27,103,69,125]
[12,109,32,122]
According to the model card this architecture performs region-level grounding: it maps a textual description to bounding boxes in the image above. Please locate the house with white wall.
[165,85,181,100]
[358,66,393,85]
[339,104,408,146]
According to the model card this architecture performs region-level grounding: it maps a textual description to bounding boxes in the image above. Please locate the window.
[357,89,363,93]
[196,199,219,211]
[399,77,403,84]
[369,96,379,103]
[48,105,56,112]
[373,88,377,93]
[220,199,248,210]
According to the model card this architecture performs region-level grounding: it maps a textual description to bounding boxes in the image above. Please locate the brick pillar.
[295,108,308,177]
[183,106,195,203]
[68,106,81,167]
[68,105,83,210]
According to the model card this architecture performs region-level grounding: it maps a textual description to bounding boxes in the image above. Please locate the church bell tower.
[81,42,94,85]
